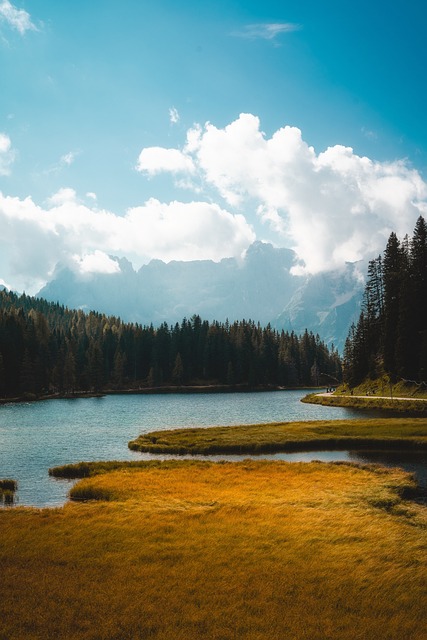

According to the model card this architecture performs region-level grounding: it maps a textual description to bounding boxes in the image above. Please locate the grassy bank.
[0,383,294,406]
[1,460,426,639]
[127,418,427,455]
[49,459,203,479]
[304,392,427,413]
[304,378,427,413]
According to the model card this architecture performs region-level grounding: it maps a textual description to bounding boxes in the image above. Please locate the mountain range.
[38,241,364,352]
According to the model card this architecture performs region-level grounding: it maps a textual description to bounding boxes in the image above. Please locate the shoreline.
[303,392,427,413]
[0,384,319,406]
[126,417,427,456]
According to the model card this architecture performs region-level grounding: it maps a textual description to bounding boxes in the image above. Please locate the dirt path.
[319,392,427,402]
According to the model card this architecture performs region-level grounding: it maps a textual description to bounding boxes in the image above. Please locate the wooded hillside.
[0,290,341,398]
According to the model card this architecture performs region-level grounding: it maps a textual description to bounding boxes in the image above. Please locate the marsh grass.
[128,417,427,454]
[50,459,208,479]
[0,460,426,639]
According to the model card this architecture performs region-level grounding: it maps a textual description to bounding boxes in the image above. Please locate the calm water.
[0,390,425,507]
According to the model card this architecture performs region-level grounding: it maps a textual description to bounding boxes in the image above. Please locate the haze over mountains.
[38,242,363,352]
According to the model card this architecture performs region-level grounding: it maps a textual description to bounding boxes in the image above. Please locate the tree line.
[0,289,341,398]
[343,215,427,387]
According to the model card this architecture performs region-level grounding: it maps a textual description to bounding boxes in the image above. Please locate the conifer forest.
[343,215,427,387]
[0,290,341,399]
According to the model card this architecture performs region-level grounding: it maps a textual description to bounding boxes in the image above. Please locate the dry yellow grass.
[1,460,426,640]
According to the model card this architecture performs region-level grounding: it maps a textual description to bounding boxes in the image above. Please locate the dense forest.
[0,289,341,399]
[343,215,427,387]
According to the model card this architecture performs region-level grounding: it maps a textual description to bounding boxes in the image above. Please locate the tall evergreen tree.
[344,216,427,386]
[0,289,342,397]
[395,235,414,379]
[411,216,427,380]
[382,232,401,380]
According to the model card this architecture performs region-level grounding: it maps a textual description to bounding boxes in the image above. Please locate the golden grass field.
[128,417,427,454]
[1,459,426,640]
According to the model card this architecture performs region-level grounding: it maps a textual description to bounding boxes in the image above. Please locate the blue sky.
[1,0,427,292]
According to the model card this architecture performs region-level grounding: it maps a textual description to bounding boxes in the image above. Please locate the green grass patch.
[307,378,427,413]
[304,392,427,413]
[128,418,427,455]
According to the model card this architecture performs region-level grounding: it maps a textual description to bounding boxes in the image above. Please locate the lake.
[0,390,425,507]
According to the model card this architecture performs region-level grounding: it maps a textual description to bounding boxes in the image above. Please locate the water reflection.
[348,449,427,490]
[0,391,426,507]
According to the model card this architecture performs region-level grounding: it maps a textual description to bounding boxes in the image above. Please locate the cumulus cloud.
[3,113,426,294]
[0,132,15,175]
[136,146,195,175]
[47,187,78,206]
[0,191,255,293]
[136,113,427,274]
[73,251,121,275]
[0,0,37,34]
[124,198,254,263]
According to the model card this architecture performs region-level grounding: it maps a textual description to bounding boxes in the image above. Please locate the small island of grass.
[127,417,427,455]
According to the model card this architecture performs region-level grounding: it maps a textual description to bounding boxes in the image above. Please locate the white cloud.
[73,251,121,275]
[42,151,80,177]
[0,132,15,175]
[169,107,180,124]
[136,146,195,175]
[3,114,426,294]
[47,187,78,206]
[136,113,427,274]
[0,0,37,34]
[60,151,78,166]
[232,23,301,41]
[0,133,11,152]
[0,191,255,293]
[124,198,254,263]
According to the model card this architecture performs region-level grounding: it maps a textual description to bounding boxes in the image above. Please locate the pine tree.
[382,233,401,380]
[172,352,184,385]
[0,352,5,397]
[20,349,36,394]
[344,216,427,386]
[411,216,427,380]
[63,344,77,394]
[113,348,126,386]
[396,235,414,379]
[0,289,343,395]
[87,341,104,392]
